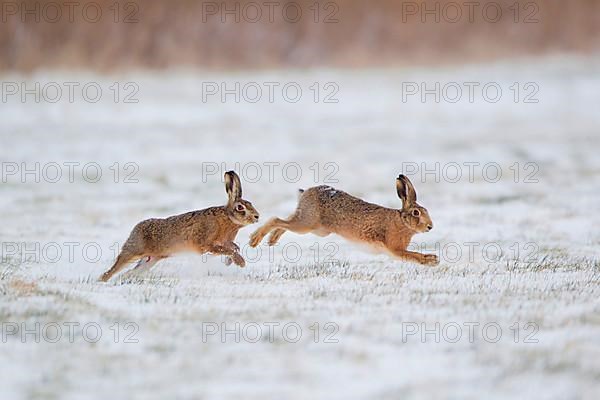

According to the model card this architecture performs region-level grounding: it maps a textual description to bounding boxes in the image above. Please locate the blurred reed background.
[1,0,599,71]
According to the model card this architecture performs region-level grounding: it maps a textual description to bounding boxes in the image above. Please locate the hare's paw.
[267,229,285,246]
[422,254,439,266]
[223,241,240,252]
[249,231,263,248]
[232,252,246,268]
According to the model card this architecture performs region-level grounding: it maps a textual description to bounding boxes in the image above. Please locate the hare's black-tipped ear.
[225,171,242,206]
[396,174,417,209]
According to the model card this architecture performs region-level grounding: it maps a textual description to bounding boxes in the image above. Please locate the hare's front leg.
[221,241,241,266]
[222,241,240,252]
[206,244,245,267]
[389,247,439,266]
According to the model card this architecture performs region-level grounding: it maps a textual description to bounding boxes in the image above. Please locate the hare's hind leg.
[99,250,143,282]
[268,225,323,245]
[250,214,316,247]
[131,256,167,274]
[267,229,286,246]
[119,256,167,280]
[249,217,287,247]
[100,220,161,282]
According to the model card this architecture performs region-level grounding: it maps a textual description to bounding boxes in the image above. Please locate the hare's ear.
[396,174,417,209]
[224,171,242,206]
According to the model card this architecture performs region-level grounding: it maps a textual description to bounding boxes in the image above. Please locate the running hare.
[249,174,438,265]
[100,171,259,282]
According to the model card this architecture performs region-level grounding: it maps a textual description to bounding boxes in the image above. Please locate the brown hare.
[100,171,259,282]
[249,174,438,266]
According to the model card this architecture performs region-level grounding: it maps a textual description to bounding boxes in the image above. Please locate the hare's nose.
[253,215,259,221]
[427,224,433,231]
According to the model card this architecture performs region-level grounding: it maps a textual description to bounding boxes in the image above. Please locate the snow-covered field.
[1,55,599,399]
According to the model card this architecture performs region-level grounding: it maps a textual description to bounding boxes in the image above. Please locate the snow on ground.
[1,55,599,399]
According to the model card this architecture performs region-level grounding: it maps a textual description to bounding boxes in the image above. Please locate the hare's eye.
[412,209,421,217]
[236,204,245,212]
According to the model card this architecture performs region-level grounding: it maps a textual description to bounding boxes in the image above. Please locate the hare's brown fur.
[250,175,438,266]
[100,171,259,282]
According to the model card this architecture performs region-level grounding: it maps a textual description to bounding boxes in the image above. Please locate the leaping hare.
[249,174,438,265]
[100,171,260,282]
